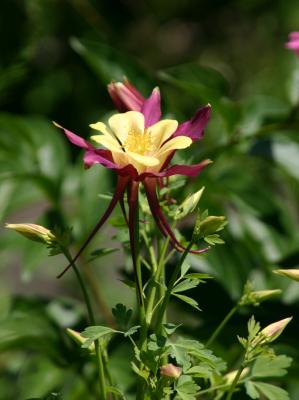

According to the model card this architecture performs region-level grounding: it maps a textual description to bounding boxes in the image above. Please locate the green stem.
[155,242,193,334]
[225,363,245,400]
[62,248,107,400]
[145,237,170,326]
[206,305,238,348]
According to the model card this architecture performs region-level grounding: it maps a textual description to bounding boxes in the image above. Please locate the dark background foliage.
[1,0,299,398]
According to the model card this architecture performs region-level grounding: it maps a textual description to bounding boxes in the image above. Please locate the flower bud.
[107,80,144,112]
[66,328,95,353]
[253,289,282,302]
[224,367,249,384]
[160,363,182,379]
[6,223,56,244]
[173,187,205,220]
[260,317,292,344]
[274,269,299,283]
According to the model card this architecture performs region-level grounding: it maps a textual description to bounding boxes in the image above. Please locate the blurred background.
[1,0,299,399]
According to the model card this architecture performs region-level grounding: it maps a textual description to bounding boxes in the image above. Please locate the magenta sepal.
[142,87,162,128]
[173,105,211,141]
[57,176,130,278]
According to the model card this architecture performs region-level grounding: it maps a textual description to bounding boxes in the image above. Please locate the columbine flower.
[55,81,211,278]
[285,32,299,56]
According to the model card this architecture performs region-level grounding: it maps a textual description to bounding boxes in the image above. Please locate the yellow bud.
[6,223,56,244]
[273,269,299,283]
[224,367,249,384]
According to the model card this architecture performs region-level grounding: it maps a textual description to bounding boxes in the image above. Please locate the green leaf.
[185,364,214,378]
[124,325,140,337]
[169,338,226,373]
[246,381,289,400]
[163,323,182,336]
[70,38,151,89]
[172,294,201,310]
[175,375,200,400]
[172,279,199,294]
[81,325,117,348]
[112,303,133,330]
[159,63,229,106]
[251,355,292,378]
[88,247,118,262]
[107,386,126,399]
[183,273,212,281]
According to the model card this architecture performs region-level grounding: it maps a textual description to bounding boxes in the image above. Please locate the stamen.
[124,129,153,155]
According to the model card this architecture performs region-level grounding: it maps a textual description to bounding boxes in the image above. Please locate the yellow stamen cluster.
[124,129,153,155]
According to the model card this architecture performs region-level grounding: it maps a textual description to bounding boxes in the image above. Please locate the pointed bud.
[6,223,56,245]
[66,328,95,353]
[273,269,299,283]
[173,187,205,220]
[160,363,182,379]
[107,80,144,112]
[253,289,282,302]
[260,317,292,343]
[224,367,249,384]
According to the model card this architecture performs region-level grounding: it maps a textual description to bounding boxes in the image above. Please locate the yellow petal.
[157,136,192,156]
[89,122,113,137]
[108,111,144,143]
[148,120,178,149]
[90,135,122,153]
[127,151,159,167]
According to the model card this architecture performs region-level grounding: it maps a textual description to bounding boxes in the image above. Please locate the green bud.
[173,187,205,220]
[6,223,56,245]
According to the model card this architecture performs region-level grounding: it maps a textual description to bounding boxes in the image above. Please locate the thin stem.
[145,236,170,326]
[155,242,193,334]
[206,305,239,348]
[62,248,107,400]
[225,363,245,400]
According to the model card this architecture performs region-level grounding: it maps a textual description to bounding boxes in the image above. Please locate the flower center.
[124,129,153,155]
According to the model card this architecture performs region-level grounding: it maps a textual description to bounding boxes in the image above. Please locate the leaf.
[245,381,260,399]
[175,375,200,400]
[251,355,292,378]
[246,381,289,400]
[172,294,201,311]
[88,247,118,262]
[180,261,191,278]
[112,303,133,330]
[163,323,182,336]
[70,38,151,89]
[159,63,229,107]
[81,325,117,348]
[169,338,226,373]
[172,279,199,294]
[185,364,214,378]
[124,325,140,337]
[107,386,126,399]
[183,273,212,280]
